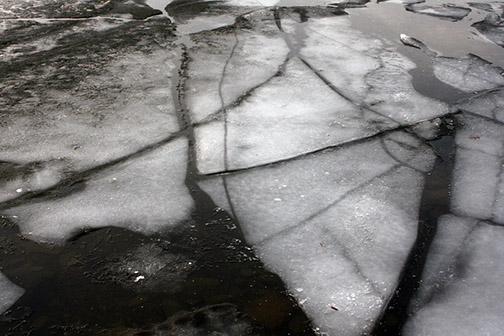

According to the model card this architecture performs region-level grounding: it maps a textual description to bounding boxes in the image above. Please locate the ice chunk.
[4,138,193,243]
[404,221,504,336]
[294,16,448,123]
[468,2,504,13]
[472,13,504,48]
[404,4,471,21]
[457,88,504,122]
[199,130,435,335]
[186,9,289,123]
[0,272,24,314]
[432,54,504,92]
[451,115,504,223]
[409,215,478,310]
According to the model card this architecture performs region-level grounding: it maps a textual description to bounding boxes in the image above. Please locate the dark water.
[0,0,501,335]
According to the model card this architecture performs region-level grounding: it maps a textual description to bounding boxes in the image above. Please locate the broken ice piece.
[0,272,24,314]
[405,4,471,21]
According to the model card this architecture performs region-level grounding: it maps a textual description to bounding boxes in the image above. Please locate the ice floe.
[404,216,504,336]
[404,4,471,21]
[192,11,448,174]
[450,114,504,224]
[199,130,436,335]
[399,34,504,92]
[4,138,193,243]
[0,272,24,314]
[433,54,504,92]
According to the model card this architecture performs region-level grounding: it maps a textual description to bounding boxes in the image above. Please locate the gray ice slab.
[457,88,504,122]
[451,115,504,224]
[0,272,24,314]
[433,54,504,92]
[5,138,193,243]
[473,13,504,48]
[404,4,471,21]
[199,130,435,335]
[404,219,504,336]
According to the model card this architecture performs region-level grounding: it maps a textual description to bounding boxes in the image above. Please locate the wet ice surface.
[1,0,504,335]
[0,272,24,314]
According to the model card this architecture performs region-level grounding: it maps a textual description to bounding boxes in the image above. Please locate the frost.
[0,272,24,314]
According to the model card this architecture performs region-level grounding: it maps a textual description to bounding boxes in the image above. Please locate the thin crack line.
[218,29,240,220]
[198,113,458,178]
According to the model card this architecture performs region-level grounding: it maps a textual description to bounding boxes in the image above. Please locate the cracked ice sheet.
[0,47,179,202]
[404,216,504,336]
[450,114,504,223]
[199,130,436,335]
[186,9,289,124]
[4,138,193,244]
[0,272,24,314]
[193,13,448,174]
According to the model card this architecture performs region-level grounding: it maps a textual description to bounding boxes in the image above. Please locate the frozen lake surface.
[1,0,503,335]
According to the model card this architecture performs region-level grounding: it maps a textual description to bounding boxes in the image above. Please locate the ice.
[0,0,161,19]
[473,13,504,48]
[404,220,504,336]
[199,130,436,335]
[193,13,448,174]
[194,57,389,174]
[186,9,289,124]
[4,138,193,243]
[409,215,478,310]
[457,88,504,121]
[432,54,504,92]
[0,272,24,314]
[468,2,504,13]
[450,115,504,223]
[1,48,180,202]
[404,4,471,21]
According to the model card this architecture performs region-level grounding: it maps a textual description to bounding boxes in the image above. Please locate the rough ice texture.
[199,130,435,336]
[193,13,448,174]
[404,4,471,21]
[186,9,289,124]
[432,54,504,92]
[0,272,24,314]
[0,0,161,19]
[469,3,504,48]
[457,88,504,122]
[451,115,504,223]
[1,46,179,202]
[5,138,193,243]
[404,219,504,336]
